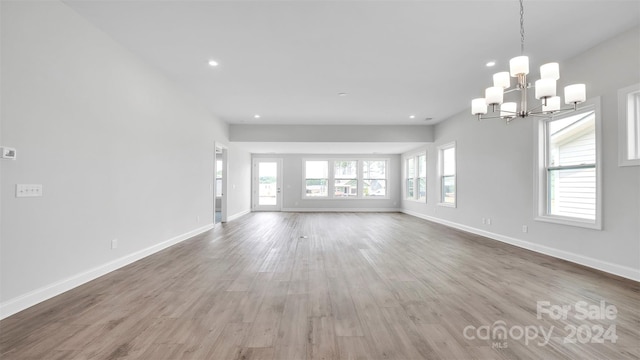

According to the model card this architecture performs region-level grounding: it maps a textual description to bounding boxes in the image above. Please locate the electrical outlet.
[482,218,486,225]
[1,147,17,159]
[487,218,492,225]
[522,225,528,233]
[16,184,43,197]
[111,239,118,249]
[196,215,200,223]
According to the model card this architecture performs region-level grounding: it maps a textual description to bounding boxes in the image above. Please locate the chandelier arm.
[476,114,510,121]
[529,105,583,116]
[526,113,554,119]
[528,103,545,112]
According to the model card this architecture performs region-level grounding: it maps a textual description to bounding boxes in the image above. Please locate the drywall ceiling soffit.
[229,124,434,142]
[232,142,429,155]
[64,1,640,125]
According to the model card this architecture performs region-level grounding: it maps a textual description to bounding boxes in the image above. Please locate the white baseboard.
[402,209,640,282]
[0,224,214,320]
[226,209,251,222]
[281,207,402,213]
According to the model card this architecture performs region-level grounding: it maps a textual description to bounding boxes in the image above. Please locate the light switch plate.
[16,184,43,197]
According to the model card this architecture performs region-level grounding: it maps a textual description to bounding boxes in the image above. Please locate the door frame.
[214,143,228,223]
[252,158,283,211]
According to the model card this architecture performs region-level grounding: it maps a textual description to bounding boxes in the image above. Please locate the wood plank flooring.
[1,212,639,359]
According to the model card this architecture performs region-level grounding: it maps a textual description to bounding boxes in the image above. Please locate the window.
[362,160,387,197]
[305,160,328,197]
[334,160,358,197]
[406,157,415,199]
[536,98,601,229]
[618,83,640,166]
[418,154,426,201]
[303,158,389,199]
[404,152,426,202]
[438,142,456,207]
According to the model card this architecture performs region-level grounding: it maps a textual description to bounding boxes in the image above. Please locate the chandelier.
[471,0,586,122]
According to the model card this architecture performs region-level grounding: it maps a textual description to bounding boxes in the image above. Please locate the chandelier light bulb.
[485,86,504,105]
[535,78,556,99]
[564,84,586,104]
[500,102,517,118]
[509,56,529,76]
[472,98,488,115]
[542,96,561,113]
[540,62,560,80]
[493,72,511,89]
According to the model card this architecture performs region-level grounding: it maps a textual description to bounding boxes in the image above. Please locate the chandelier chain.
[519,0,525,55]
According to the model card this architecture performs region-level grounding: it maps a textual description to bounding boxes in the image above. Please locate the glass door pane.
[253,158,282,211]
[258,162,278,206]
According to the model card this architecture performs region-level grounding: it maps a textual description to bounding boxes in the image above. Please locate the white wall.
[227,143,252,219]
[402,27,640,280]
[252,154,401,211]
[0,1,250,318]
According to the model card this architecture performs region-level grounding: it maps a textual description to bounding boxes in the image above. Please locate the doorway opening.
[252,158,282,211]
[214,145,228,224]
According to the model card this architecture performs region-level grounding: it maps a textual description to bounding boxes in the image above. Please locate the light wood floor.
[1,212,639,359]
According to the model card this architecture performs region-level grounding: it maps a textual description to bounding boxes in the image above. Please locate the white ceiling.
[64,0,640,128]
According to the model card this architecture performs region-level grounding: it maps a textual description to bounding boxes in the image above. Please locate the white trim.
[282,207,401,213]
[227,209,251,222]
[618,83,640,166]
[402,209,640,282]
[0,224,213,320]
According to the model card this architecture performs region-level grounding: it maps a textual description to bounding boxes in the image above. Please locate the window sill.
[619,158,640,167]
[405,198,427,203]
[535,215,602,230]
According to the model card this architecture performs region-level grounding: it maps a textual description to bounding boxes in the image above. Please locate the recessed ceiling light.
[208,60,219,67]
[254,114,261,119]
[409,115,416,119]
[338,92,348,97]
[486,61,496,67]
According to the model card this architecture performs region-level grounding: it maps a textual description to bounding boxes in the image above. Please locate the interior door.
[252,158,282,211]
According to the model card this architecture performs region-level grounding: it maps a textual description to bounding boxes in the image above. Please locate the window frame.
[333,159,359,198]
[618,83,640,166]
[303,159,329,198]
[535,97,602,230]
[417,153,427,202]
[301,158,390,200]
[404,150,427,203]
[438,141,456,208]
[361,159,389,199]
